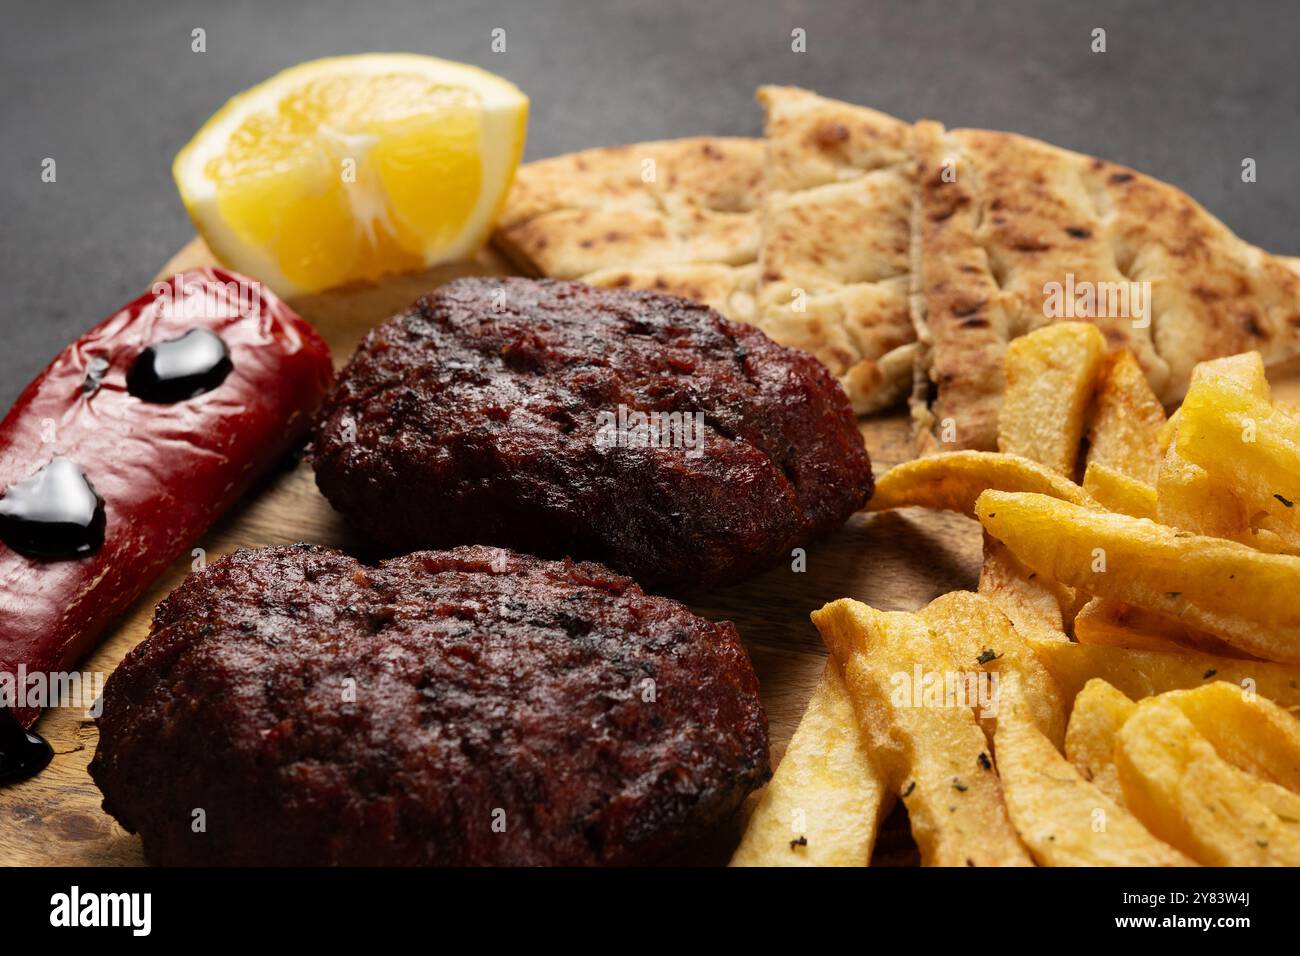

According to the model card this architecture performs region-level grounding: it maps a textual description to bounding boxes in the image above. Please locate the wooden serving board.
[0,237,984,866]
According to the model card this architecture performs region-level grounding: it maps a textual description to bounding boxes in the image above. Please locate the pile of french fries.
[732,323,1300,867]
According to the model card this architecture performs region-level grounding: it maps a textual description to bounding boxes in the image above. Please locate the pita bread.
[756,87,918,414]
[493,137,764,280]
[582,263,758,323]
[911,121,1300,451]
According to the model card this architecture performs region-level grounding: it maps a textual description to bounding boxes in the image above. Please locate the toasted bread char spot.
[811,121,850,149]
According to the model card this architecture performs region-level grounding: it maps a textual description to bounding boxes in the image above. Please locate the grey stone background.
[2,0,1296,406]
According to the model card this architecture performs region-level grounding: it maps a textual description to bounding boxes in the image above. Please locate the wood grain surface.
[0,237,983,866]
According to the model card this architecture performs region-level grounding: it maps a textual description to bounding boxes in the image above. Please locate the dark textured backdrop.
[2,0,1297,406]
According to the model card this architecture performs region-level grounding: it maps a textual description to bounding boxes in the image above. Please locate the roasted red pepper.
[0,268,333,728]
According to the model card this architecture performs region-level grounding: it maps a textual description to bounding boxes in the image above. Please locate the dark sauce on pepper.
[127,328,232,403]
[0,456,105,559]
[0,710,53,785]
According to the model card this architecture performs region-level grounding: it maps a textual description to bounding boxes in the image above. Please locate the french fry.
[1116,697,1300,865]
[1188,351,1271,397]
[1073,597,1248,658]
[1175,375,1300,549]
[1254,779,1300,823]
[1064,679,1136,806]
[802,345,1300,868]
[1074,597,1176,653]
[730,660,893,867]
[813,599,1032,866]
[976,490,1300,662]
[978,535,1073,643]
[1159,683,1300,793]
[1082,461,1157,520]
[1155,439,1267,547]
[1085,349,1167,484]
[920,590,1066,747]
[1158,428,1297,554]
[868,451,1094,518]
[995,677,1192,866]
[1157,351,1271,453]
[1022,635,1300,714]
[997,322,1106,477]
[1155,352,1273,542]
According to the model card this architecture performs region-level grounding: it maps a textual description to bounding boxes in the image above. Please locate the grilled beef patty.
[311,278,872,591]
[89,544,770,865]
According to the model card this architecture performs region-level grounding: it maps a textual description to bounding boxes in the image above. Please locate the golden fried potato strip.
[1086,349,1167,484]
[730,660,893,867]
[1116,697,1300,865]
[996,676,1192,867]
[869,451,1093,518]
[978,535,1074,643]
[1158,683,1300,793]
[977,490,1300,662]
[1175,376,1300,550]
[1064,678,1137,805]
[1073,597,1248,658]
[1154,439,1274,548]
[813,599,1031,866]
[1023,634,1300,713]
[1158,351,1271,453]
[1083,462,1157,520]
[920,590,1066,748]
[997,322,1106,477]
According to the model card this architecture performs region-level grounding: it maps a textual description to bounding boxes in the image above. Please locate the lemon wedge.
[174,53,528,295]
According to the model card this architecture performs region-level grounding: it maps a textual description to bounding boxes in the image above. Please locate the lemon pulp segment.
[175,55,529,295]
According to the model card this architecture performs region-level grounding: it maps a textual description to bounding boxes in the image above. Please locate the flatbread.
[755,87,918,414]
[492,137,764,280]
[582,263,758,323]
[911,121,1300,451]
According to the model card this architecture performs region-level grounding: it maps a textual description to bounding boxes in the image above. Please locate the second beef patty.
[89,544,770,866]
